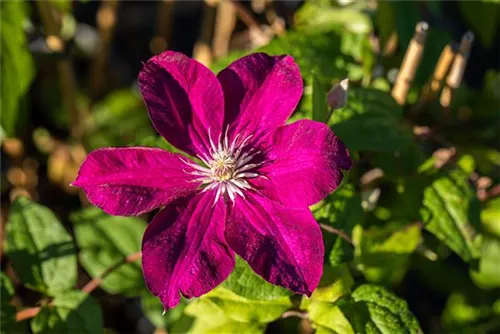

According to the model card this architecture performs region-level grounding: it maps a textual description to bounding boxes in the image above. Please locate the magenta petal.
[72,147,200,216]
[218,53,303,141]
[142,192,235,310]
[225,193,324,296]
[139,51,224,157]
[257,120,352,207]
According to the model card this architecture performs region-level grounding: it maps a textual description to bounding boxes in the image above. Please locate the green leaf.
[459,1,500,48]
[295,1,372,34]
[307,305,355,334]
[348,284,423,334]
[313,184,362,268]
[352,223,421,285]
[420,169,482,262]
[300,266,355,334]
[0,1,35,137]
[189,319,264,334]
[470,236,500,289]
[442,292,500,332]
[141,293,192,332]
[85,89,155,150]
[186,287,292,324]
[31,290,103,334]
[312,74,328,123]
[1,304,25,334]
[329,88,413,152]
[481,197,500,238]
[5,197,77,295]
[71,207,146,296]
[212,30,349,81]
[222,256,292,301]
[1,272,15,306]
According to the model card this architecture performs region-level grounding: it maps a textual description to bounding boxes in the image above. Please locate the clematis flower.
[73,51,351,310]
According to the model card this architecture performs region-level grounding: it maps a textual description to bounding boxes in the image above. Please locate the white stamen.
[182,128,266,204]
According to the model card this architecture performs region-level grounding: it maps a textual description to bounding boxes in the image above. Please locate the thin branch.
[15,252,142,322]
[230,0,261,31]
[82,251,142,293]
[281,310,308,320]
[319,223,353,245]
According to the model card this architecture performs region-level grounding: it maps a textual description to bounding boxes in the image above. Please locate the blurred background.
[1,1,499,334]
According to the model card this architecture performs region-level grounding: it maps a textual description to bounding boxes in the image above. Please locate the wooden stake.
[440,31,474,108]
[193,1,218,66]
[391,22,429,105]
[212,0,236,59]
[421,44,456,101]
[150,0,175,54]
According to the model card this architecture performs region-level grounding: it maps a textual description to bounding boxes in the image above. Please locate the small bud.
[327,79,349,110]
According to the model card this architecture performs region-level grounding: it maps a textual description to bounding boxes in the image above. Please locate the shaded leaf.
[1,272,15,305]
[85,89,155,150]
[71,207,146,296]
[1,304,25,334]
[0,1,34,137]
[31,291,103,334]
[313,184,362,268]
[5,197,77,295]
[329,88,413,152]
[141,293,192,332]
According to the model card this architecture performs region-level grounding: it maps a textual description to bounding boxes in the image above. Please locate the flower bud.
[327,79,349,110]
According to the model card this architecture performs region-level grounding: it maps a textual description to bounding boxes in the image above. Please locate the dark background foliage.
[1,1,499,334]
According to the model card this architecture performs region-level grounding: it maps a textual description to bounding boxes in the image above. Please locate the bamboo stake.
[421,44,456,101]
[150,0,175,54]
[212,0,236,59]
[88,0,119,99]
[391,22,429,105]
[440,31,474,108]
[193,1,218,66]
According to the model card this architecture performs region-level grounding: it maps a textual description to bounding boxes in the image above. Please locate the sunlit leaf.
[352,223,421,285]
[5,197,77,295]
[470,236,500,289]
[300,266,355,334]
[420,169,482,262]
[223,256,292,301]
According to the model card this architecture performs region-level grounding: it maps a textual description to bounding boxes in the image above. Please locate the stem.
[319,223,353,246]
[281,310,308,320]
[82,251,142,293]
[230,0,261,31]
[15,251,142,322]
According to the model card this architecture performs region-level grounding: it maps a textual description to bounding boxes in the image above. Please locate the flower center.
[182,128,265,203]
